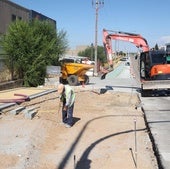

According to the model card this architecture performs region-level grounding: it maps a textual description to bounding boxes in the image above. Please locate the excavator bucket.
[100,67,114,80]
[101,72,107,80]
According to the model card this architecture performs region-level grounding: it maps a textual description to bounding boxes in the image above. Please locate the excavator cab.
[140,52,151,80]
[166,54,170,64]
[166,43,170,63]
[140,50,170,80]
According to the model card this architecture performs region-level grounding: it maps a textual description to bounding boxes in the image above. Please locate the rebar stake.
[74,155,76,169]
[134,118,137,168]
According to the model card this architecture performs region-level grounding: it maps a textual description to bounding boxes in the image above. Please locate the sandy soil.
[0,89,158,169]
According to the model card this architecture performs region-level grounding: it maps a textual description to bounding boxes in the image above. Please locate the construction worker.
[57,84,75,128]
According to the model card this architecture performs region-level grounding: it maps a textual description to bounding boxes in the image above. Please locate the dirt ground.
[0,89,158,169]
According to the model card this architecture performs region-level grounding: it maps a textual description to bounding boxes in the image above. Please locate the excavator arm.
[103,29,170,96]
[103,29,149,67]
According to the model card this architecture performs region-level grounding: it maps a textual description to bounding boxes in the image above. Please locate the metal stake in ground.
[134,118,137,168]
[74,155,76,169]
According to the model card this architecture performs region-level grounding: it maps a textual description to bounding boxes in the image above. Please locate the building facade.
[0,0,57,82]
[0,0,30,34]
[66,45,89,56]
[29,10,56,29]
[0,0,56,35]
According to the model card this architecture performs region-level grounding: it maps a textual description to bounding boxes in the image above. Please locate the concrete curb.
[141,105,163,169]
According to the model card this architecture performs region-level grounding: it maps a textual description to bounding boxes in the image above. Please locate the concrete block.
[10,106,25,115]
[24,110,37,120]
[23,106,39,114]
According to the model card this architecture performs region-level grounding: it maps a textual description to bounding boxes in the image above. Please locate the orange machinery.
[103,29,170,96]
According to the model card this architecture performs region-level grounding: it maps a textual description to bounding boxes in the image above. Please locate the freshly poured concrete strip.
[0,88,57,111]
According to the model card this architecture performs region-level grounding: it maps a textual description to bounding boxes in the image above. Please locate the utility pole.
[92,0,104,76]
[90,43,94,61]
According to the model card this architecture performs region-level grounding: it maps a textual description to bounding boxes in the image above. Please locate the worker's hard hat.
[57,84,64,94]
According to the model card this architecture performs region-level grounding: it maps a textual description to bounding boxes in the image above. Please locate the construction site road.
[141,96,170,169]
[131,55,170,169]
[0,60,159,169]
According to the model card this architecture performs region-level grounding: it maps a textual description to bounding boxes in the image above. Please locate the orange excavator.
[103,29,170,96]
[103,29,149,69]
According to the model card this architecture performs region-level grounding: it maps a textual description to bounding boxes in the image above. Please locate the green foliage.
[78,46,92,59]
[97,46,107,63]
[2,19,68,86]
[154,43,159,50]
[78,45,106,64]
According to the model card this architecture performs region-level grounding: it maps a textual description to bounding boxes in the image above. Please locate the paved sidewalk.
[141,97,170,169]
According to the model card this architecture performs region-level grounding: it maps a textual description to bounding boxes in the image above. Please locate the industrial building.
[0,0,56,82]
[0,0,56,35]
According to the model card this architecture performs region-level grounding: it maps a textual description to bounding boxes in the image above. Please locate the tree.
[155,43,159,50]
[2,19,68,86]
[78,45,106,64]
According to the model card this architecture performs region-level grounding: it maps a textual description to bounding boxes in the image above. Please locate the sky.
[11,0,170,52]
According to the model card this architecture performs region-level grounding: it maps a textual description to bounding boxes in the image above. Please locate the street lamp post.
[92,0,104,76]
